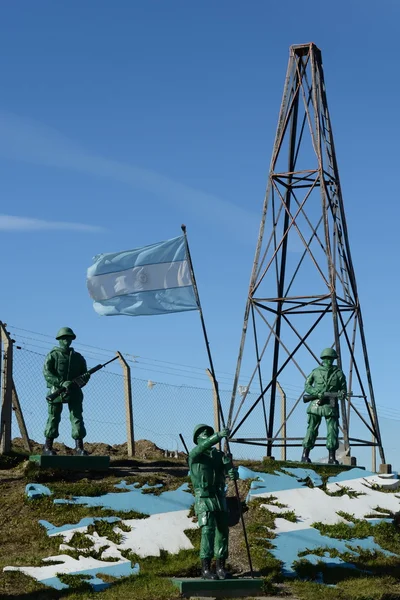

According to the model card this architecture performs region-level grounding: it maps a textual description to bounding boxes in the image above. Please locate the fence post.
[0,325,2,452]
[0,326,2,449]
[117,351,135,457]
[206,368,221,450]
[12,380,32,453]
[277,381,286,461]
[0,323,13,454]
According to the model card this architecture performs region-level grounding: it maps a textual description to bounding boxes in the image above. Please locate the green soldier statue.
[301,347,347,465]
[189,424,238,580]
[43,327,90,456]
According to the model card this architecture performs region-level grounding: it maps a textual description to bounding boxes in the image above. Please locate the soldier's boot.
[216,559,231,580]
[42,438,56,456]
[201,559,218,580]
[75,439,88,456]
[328,450,339,465]
[301,448,311,463]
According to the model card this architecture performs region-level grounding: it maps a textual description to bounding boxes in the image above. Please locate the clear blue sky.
[1,1,399,467]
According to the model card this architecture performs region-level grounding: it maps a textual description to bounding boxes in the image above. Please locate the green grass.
[68,531,95,549]
[50,480,126,498]
[2,572,183,599]
[312,517,372,540]
[240,497,284,581]
[244,459,365,500]
[240,458,350,479]
[87,520,123,545]
[311,512,400,555]
[323,485,365,498]
[24,462,189,493]
[238,473,400,598]
[260,494,289,509]
[58,574,93,592]
[121,547,200,578]
[3,457,400,600]
[287,515,400,596]
[366,482,400,494]
[26,493,148,522]
[0,466,203,599]
[368,506,393,515]
[0,449,28,469]
[279,510,298,523]
[290,576,400,600]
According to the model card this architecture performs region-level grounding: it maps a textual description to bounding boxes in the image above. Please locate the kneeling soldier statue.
[43,327,90,456]
[301,347,347,465]
[189,424,238,580]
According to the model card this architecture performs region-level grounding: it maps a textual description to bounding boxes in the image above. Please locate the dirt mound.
[134,439,165,459]
[84,442,115,456]
[75,440,166,458]
[11,437,167,459]
[12,438,42,455]
[12,437,77,456]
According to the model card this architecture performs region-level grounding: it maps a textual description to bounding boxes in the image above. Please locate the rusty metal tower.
[227,43,385,465]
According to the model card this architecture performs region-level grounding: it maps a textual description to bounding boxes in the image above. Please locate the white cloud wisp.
[0,111,260,241]
[0,214,104,232]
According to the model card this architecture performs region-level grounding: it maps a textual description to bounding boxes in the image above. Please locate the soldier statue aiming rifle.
[301,347,347,465]
[189,424,238,580]
[43,327,90,456]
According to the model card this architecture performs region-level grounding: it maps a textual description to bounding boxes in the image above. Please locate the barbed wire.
[9,344,244,455]
[11,328,400,422]
[8,324,263,385]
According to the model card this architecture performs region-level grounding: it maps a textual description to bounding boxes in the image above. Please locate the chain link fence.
[11,345,260,459]
[6,331,392,468]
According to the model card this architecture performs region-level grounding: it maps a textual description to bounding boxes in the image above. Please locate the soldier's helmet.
[56,327,76,340]
[193,424,214,444]
[320,347,338,359]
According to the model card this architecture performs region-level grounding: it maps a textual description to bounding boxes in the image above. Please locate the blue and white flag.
[87,235,199,317]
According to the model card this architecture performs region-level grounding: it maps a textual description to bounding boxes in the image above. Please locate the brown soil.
[11,437,186,460]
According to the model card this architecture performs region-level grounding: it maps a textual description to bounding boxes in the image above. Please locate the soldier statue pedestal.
[29,454,110,471]
[171,577,264,598]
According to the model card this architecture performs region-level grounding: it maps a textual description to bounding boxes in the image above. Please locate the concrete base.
[171,577,264,598]
[29,454,110,471]
[379,463,392,474]
[342,456,357,466]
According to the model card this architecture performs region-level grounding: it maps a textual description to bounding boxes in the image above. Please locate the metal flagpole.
[181,224,254,578]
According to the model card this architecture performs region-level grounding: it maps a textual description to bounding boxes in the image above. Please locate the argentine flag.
[87,235,199,317]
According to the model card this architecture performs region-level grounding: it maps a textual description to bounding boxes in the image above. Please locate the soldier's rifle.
[179,433,189,455]
[46,355,119,403]
[303,391,365,408]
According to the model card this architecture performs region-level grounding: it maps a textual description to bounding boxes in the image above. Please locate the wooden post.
[12,380,32,453]
[277,381,286,461]
[206,368,221,450]
[117,351,135,457]
[0,327,2,452]
[0,323,13,454]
